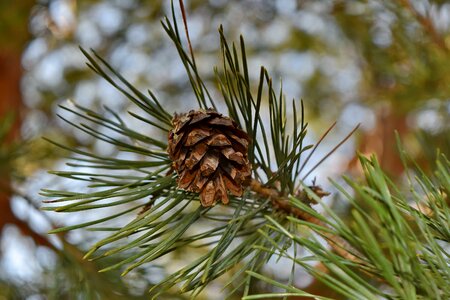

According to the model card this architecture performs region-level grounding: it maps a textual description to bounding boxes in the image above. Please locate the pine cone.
[168,109,251,206]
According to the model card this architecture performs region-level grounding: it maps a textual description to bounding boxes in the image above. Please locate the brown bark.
[0,50,25,233]
[0,4,53,249]
[0,51,22,137]
[348,104,408,178]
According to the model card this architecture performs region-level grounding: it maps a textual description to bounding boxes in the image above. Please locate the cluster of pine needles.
[42,2,449,299]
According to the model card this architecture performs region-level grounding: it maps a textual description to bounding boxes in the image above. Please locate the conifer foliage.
[42,1,449,299]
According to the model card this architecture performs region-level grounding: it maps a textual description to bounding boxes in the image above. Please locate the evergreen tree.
[1,0,449,299]
[41,2,449,299]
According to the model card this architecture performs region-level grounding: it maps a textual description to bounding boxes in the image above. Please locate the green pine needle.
[43,2,370,298]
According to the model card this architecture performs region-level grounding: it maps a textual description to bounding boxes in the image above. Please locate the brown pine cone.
[168,109,251,206]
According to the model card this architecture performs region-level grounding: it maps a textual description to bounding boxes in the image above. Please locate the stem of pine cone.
[249,179,363,264]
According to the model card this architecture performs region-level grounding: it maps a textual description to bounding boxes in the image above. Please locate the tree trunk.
[0,3,53,248]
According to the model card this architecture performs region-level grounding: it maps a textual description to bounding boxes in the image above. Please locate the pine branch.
[396,0,448,52]
[42,2,364,298]
[248,151,450,299]
[249,179,362,264]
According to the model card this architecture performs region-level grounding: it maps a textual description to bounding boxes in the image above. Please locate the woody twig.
[250,179,363,264]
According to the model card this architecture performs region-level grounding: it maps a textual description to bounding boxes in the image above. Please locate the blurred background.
[0,0,449,299]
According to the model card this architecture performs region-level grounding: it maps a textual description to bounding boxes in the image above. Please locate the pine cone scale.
[201,180,216,207]
[189,112,213,125]
[214,178,228,204]
[222,174,242,196]
[200,153,219,177]
[207,134,231,146]
[185,128,211,146]
[208,117,235,127]
[178,168,196,189]
[185,143,208,169]
[168,109,251,206]
[192,175,208,192]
